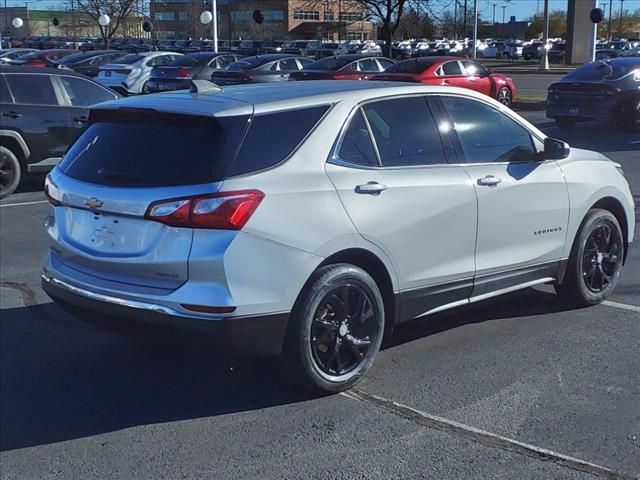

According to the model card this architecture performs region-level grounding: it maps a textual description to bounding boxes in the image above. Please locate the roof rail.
[190,79,223,94]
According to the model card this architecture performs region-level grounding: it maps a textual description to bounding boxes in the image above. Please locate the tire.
[497,86,513,107]
[141,81,151,94]
[555,117,577,129]
[0,146,22,199]
[556,209,624,307]
[282,264,385,394]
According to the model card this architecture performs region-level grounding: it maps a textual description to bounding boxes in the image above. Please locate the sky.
[3,0,640,21]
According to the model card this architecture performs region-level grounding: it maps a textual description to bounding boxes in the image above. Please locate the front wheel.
[497,87,512,107]
[0,146,22,199]
[283,264,385,394]
[556,209,624,307]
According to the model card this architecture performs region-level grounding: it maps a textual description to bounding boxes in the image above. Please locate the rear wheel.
[283,264,384,394]
[555,117,576,129]
[556,209,624,307]
[497,87,512,107]
[0,146,21,199]
[141,81,151,94]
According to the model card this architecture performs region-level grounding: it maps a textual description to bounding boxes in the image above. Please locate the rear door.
[325,96,478,321]
[3,73,69,164]
[460,60,492,96]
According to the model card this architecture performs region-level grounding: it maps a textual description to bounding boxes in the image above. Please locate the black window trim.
[0,74,15,104]
[329,93,456,170]
[433,94,545,166]
[2,72,64,107]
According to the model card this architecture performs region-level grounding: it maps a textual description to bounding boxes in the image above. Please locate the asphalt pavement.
[1,111,638,479]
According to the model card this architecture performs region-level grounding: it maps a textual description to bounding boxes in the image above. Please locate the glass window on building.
[177,11,187,21]
[263,10,284,21]
[293,10,320,20]
[340,12,363,22]
[346,32,363,41]
[324,12,335,21]
[155,11,175,21]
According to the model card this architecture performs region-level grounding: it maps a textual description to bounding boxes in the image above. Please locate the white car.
[42,82,634,393]
[478,41,523,59]
[97,51,182,95]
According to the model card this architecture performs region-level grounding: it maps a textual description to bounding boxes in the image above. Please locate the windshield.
[306,56,354,71]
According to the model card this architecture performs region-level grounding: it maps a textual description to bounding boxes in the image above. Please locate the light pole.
[472,0,478,58]
[618,0,624,38]
[492,3,497,24]
[539,0,549,70]
[501,5,506,25]
[200,0,217,53]
[600,2,607,40]
[98,13,110,48]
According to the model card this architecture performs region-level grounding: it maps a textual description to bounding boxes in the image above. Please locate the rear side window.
[442,61,462,75]
[363,97,446,167]
[228,105,329,177]
[336,110,378,167]
[5,74,58,105]
[59,76,117,107]
[59,113,249,186]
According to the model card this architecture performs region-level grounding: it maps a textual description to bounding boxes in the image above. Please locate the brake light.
[176,68,192,78]
[242,75,254,81]
[333,74,348,80]
[145,190,264,230]
[29,60,46,68]
[115,69,131,74]
[44,175,62,206]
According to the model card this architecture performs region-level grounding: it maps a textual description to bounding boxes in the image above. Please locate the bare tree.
[74,0,147,46]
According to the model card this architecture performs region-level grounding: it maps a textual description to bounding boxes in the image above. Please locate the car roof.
[0,65,91,78]
[91,80,493,118]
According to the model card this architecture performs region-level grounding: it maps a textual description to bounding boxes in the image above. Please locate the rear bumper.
[146,78,192,92]
[42,273,289,355]
[546,99,617,122]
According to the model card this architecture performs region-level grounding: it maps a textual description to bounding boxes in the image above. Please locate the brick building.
[151,0,376,41]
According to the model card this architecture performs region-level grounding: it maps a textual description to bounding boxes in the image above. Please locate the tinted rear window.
[307,57,354,71]
[171,56,201,67]
[115,54,144,64]
[565,60,640,81]
[59,113,249,187]
[228,105,330,177]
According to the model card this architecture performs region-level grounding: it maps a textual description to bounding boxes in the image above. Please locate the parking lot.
[0,110,639,479]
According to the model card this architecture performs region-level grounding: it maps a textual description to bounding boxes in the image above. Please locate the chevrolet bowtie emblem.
[85,198,104,209]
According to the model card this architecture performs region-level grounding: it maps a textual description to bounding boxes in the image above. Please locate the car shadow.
[0,287,581,452]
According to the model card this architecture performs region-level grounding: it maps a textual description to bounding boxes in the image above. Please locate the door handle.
[73,116,88,123]
[2,111,21,119]
[355,182,387,195]
[477,175,502,187]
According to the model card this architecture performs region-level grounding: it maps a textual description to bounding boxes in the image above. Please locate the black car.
[546,58,640,131]
[57,50,124,77]
[146,53,240,93]
[185,40,212,53]
[522,42,543,60]
[211,54,314,85]
[547,43,566,63]
[0,67,119,198]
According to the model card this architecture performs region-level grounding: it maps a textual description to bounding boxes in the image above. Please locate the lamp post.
[98,13,110,48]
[200,0,217,53]
[539,0,549,71]
[618,0,624,38]
[3,17,23,49]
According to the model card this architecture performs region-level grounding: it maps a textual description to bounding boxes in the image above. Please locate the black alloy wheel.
[311,284,375,377]
[283,264,385,393]
[0,146,21,199]
[581,223,622,294]
[556,209,624,306]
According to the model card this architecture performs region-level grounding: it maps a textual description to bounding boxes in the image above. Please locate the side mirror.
[544,137,571,160]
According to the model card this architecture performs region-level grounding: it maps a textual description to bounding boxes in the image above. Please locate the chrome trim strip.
[27,157,61,173]
[41,273,222,320]
[469,277,554,303]
[415,299,470,319]
[0,129,31,159]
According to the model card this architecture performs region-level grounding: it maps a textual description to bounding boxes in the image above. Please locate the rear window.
[115,54,144,64]
[227,105,330,177]
[308,57,354,71]
[171,56,201,67]
[59,113,249,187]
[565,60,640,81]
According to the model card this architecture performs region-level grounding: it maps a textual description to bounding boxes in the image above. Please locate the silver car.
[97,51,182,95]
[42,81,635,393]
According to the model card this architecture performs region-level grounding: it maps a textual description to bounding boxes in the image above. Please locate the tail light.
[242,75,254,81]
[145,190,264,230]
[44,175,62,206]
[176,68,192,78]
[115,69,131,74]
[333,74,348,80]
[28,60,46,68]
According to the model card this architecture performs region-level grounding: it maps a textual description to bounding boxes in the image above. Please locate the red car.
[289,54,395,81]
[9,49,77,68]
[372,56,517,107]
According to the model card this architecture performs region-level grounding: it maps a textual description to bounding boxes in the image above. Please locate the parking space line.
[341,389,637,480]
[603,300,640,314]
[0,200,48,208]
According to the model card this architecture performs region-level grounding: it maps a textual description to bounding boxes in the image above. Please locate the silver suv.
[42,81,635,393]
